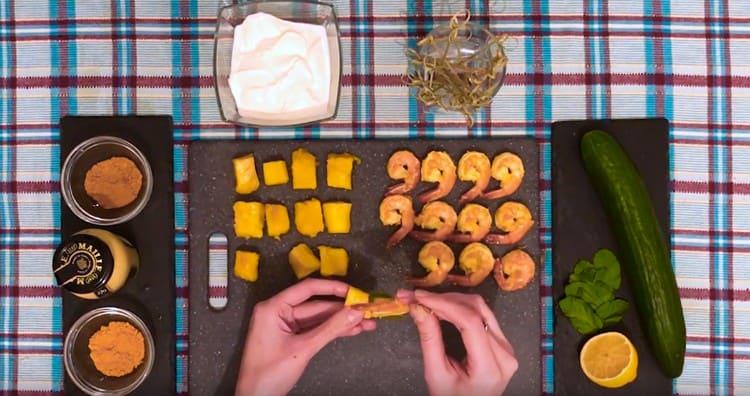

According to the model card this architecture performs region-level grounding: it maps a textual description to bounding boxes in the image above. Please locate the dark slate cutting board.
[552,118,671,395]
[188,139,540,396]
[60,116,175,395]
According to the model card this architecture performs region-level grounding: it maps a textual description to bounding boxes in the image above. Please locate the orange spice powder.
[88,321,145,377]
[84,156,143,209]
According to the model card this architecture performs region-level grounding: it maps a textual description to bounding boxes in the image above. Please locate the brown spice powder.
[88,321,145,377]
[84,156,143,209]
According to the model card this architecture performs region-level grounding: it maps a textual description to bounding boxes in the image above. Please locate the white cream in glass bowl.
[214,1,342,127]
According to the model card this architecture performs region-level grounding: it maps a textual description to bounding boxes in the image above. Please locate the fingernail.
[347,309,363,324]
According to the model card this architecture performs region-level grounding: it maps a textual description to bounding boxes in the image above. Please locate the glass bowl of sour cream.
[214,1,342,127]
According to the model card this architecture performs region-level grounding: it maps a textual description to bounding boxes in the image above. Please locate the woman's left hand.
[235,279,376,396]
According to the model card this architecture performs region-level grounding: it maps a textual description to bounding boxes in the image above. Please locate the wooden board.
[60,116,175,395]
[552,118,672,395]
[188,139,540,395]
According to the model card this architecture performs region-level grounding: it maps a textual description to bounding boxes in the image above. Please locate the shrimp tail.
[447,233,479,243]
[387,225,413,248]
[409,230,443,242]
[406,271,446,288]
[417,188,443,204]
[482,188,512,200]
[483,220,534,245]
[386,182,410,196]
[459,186,483,205]
[446,270,491,287]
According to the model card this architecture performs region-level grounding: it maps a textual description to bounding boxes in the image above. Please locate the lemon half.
[580,331,638,388]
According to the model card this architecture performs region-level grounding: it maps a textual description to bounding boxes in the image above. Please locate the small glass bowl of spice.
[64,307,155,395]
[61,136,153,225]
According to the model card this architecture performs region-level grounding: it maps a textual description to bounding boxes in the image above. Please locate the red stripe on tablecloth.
[208,286,227,298]
[6,72,750,90]
[680,288,750,301]
[8,30,750,42]
[674,181,750,194]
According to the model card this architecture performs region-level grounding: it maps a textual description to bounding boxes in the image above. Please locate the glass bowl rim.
[63,306,156,396]
[212,0,342,128]
[60,135,153,226]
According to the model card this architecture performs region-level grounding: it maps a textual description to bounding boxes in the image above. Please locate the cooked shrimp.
[386,150,421,195]
[410,201,458,242]
[483,152,524,200]
[446,242,497,287]
[418,151,457,203]
[448,204,492,243]
[494,249,535,291]
[352,298,410,319]
[484,201,534,245]
[457,151,491,204]
[407,241,455,287]
[379,194,414,248]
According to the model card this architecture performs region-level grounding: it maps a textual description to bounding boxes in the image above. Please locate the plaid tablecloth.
[1,0,749,394]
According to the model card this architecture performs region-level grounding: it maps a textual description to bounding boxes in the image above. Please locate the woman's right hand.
[399,289,518,396]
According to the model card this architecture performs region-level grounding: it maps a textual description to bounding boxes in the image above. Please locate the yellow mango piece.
[234,250,259,282]
[322,202,352,234]
[234,201,264,239]
[288,243,321,279]
[344,286,370,306]
[319,246,349,277]
[294,198,324,237]
[265,204,290,239]
[360,298,410,319]
[292,148,317,190]
[327,153,361,190]
[262,160,289,186]
[233,154,260,194]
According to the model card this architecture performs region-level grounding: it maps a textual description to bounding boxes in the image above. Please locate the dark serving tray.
[552,118,672,395]
[60,116,175,395]
[188,139,541,396]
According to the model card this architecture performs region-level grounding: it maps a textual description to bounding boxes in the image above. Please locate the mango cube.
[292,148,317,190]
[288,243,321,279]
[344,286,370,306]
[233,154,260,194]
[262,160,289,186]
[322,202,352,234]
[234,250,259,282]
[319,246,349,277]
[327,153,360,190]
[265,204,290,239]
[234,201,264,239]
[294,198,324,237]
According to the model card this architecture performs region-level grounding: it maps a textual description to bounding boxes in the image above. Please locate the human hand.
[398,289,518,396]
[235,279,376,396]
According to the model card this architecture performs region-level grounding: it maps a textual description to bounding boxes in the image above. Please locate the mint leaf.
[564,281,614,308]
[592,249,621,290]
[570,260,597,283]
[559,296,602,335]
[595,299,629,326]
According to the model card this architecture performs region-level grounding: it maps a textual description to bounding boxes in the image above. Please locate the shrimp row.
[385,149,525,204]
[396,200,533,246]
[407,241,536,291]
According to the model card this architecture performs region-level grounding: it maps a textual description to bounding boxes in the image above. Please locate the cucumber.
[580,130,685,378]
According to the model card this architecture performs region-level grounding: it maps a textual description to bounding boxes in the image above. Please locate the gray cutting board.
[552,118,672,395]
[188,139,540,396]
